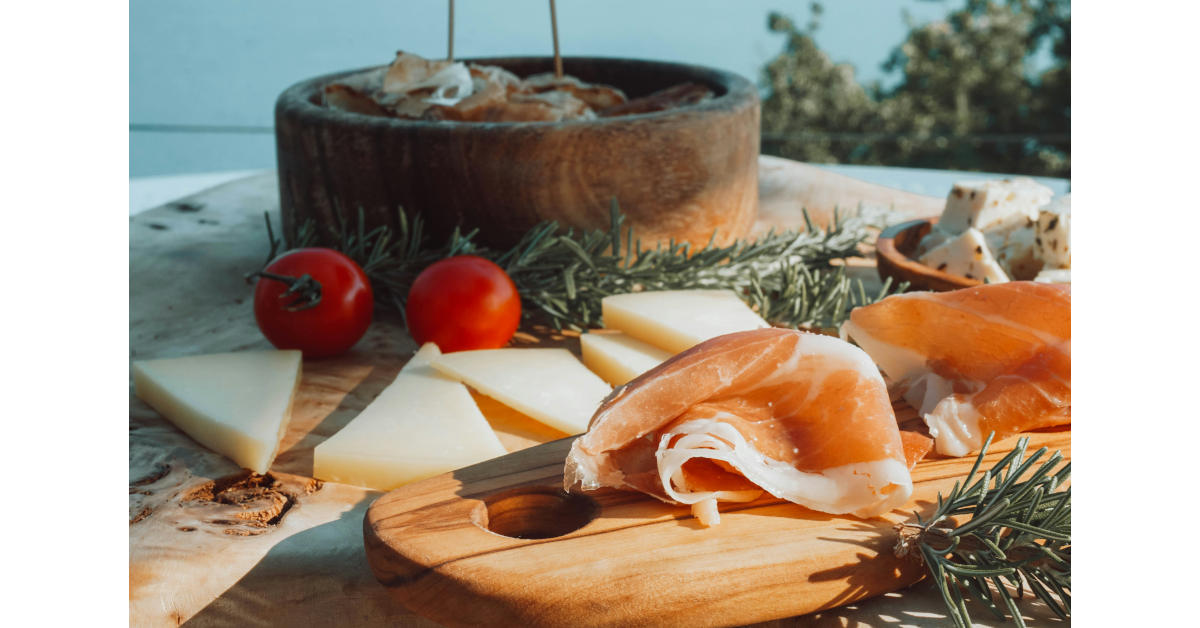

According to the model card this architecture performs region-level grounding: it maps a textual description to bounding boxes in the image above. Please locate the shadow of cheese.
[182,492,432,628]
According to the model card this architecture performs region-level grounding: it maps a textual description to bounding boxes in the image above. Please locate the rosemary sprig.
[279,201,904,330]
[895,434,1071,627]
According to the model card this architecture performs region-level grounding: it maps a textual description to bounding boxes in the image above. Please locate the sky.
[130,0,974,177]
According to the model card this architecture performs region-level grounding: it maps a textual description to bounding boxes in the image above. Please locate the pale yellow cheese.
[432,348,611,435]
[132,350,302,474]
[601,290,769,354]
[312,343,506,491]
[580,331,672,387]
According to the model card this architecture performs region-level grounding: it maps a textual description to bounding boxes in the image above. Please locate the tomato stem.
[245,270,323,311]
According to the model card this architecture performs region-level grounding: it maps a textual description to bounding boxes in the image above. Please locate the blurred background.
[130,0,1069,180]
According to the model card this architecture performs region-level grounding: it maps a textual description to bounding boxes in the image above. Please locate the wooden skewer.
[549,0,563,79]
[448,0,455,61]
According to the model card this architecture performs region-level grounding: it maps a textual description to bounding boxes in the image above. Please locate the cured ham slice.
[323,84,390,117]
[599,83,714,117]
[841,281,1070,457]
[899,430,934,470]
[565,328,913,526]
[323,50,703,122]
[523,72,628,110]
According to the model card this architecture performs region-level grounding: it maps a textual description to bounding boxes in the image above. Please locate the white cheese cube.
[601,290,769,354]
[132,350,302,474]
[939,178,1054,235]
[432,348,612,435]
[1034,268,1071,283]
[1036,195,1071,269]
[580,331,672,387]
[918,228,1009,284]
[312,343,506,491]
[915,224,954,258]
[985,223,1042,280]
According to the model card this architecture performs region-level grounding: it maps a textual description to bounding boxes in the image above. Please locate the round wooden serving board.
[364,429,1070,627]
[129,159,1067,627]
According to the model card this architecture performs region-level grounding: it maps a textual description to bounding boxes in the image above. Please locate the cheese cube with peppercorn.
[937,178,1054,235]
[917,227,1009,284]
[985,221,1043,280]
[1036,195,1071,269]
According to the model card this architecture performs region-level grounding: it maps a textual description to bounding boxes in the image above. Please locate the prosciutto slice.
[565,328,913,526]
[841,281,1071,457]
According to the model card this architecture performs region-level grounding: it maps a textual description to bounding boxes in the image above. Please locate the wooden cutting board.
[364,428,1070,627]
[133,158,1067,627]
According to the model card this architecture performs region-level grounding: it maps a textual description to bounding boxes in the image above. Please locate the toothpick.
[549,0,563,79]
[448,0,455,62]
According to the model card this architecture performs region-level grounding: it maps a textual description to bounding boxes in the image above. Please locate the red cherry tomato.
[252,248,374,358]
[405,256,521,352]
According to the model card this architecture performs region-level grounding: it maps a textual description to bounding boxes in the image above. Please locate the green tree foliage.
[761,1,1070,177]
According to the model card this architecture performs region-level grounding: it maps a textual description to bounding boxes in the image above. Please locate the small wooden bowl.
[274,57,760,250]
[875,219,980,292]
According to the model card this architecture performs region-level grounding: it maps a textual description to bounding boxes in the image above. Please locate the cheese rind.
[917,228,1009,284]
[939,178,1054,235]
[1036,195,1071,269]
[601,290,769,354]
[580,331,672,386]
[132,350,302,474]
[432,348,612,435]
[313,343,506,491]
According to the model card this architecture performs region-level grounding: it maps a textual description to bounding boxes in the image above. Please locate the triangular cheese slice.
[580,331,672,386]
[132,350,302,474]
[432,348,611,435]
[601,290,769,354]
[313,343,507,490]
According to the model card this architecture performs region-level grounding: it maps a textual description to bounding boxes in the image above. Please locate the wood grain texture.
[875,218,980,292]
[754,156,943,235]
[275,57,760,251]
[364,429,1070,627]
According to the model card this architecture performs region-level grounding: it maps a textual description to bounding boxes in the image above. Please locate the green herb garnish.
[895,434,1071,627]
[272,201,903,331]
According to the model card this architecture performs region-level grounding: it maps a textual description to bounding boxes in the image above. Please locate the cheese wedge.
[432,348,611,435]
[601,290,769,354]
[313,343,505,491]
[580,331,672,386]
[918,227,1009,284]
[132,350,302,474]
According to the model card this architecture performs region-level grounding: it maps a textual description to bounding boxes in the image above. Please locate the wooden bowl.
[875,219,980,292]
[274,57,760,250]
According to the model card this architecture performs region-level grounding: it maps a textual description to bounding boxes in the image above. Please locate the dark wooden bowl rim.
[277,56,756,131]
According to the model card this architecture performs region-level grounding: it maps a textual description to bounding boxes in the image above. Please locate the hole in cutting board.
[481,487,598,539]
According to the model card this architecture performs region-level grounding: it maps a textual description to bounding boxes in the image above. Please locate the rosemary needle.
[896,435,1071,627]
